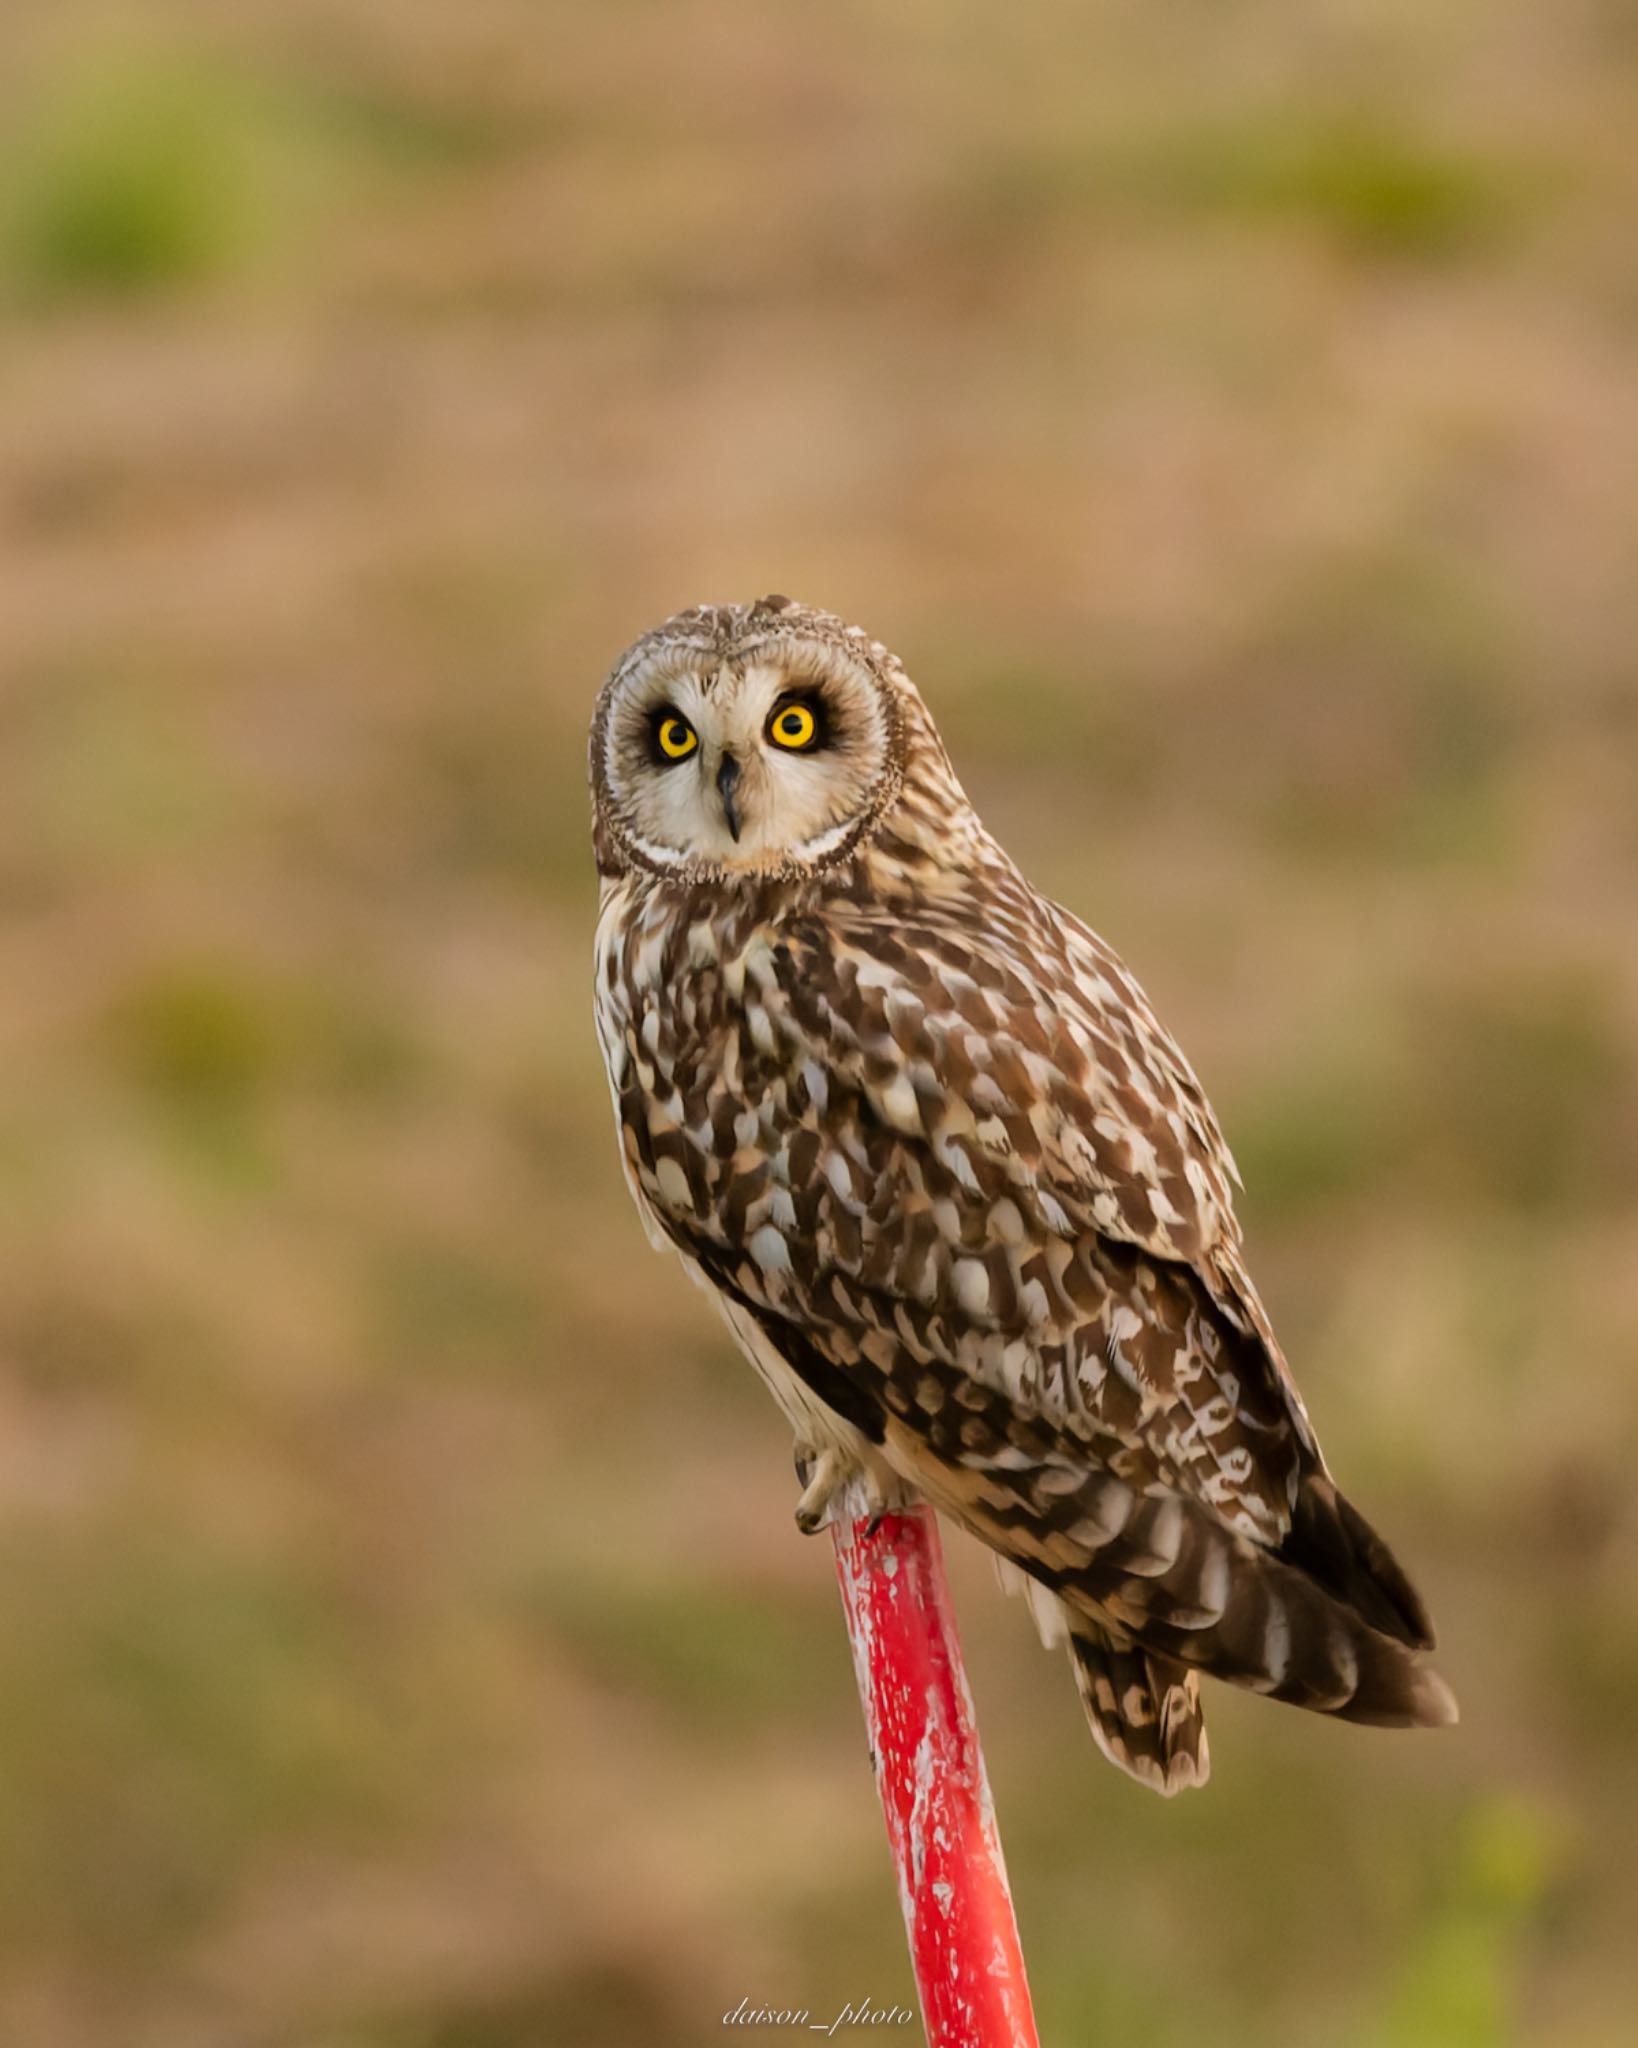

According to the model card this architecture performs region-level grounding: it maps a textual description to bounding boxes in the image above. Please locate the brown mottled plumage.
[589,596,1456,1794]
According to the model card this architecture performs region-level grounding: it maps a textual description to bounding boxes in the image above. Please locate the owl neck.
[863,745,1000,894]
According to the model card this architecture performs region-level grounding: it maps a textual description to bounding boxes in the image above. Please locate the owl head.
[589,595,960,880]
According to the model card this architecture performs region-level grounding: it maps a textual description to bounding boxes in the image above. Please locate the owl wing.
[626,885,1441,1719]
[751,892,1320,1542]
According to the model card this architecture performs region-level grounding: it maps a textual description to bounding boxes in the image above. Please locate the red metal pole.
[831,1506,1041,2048]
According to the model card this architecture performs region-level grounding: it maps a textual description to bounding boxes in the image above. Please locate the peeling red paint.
[833,1508,1040,2048]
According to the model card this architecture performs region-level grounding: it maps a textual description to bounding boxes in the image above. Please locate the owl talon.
[795,1447,915,1535]
[794,1447,848,1534]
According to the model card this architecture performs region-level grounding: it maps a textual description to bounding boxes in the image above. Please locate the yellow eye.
[656,715,698,761]
[769,702,818,750]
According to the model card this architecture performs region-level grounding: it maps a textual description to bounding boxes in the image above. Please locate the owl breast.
[597,878,820,1253]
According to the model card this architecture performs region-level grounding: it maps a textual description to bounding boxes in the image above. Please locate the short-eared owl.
[590,595,1455,1794]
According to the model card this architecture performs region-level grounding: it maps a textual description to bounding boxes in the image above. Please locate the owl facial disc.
[589,600,915,878]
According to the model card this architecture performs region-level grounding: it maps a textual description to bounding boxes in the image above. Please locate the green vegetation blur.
[1,5,1634,2044]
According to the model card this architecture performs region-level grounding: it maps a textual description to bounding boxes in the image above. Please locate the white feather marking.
[748,1225,790,1274]
[1263,1596,1292,1684]
[993,1557,1072,1649]
[940,1138,982,1196]
[1329,1628,1360,1696]
[1070,1485,1134,1548]
[953,1260,991,1316]
[1192,1542,1231,1627]
[880,1072,921,1132]
[1123,1497,1184,1575]
[989,1198,1025,1244]
[1108,1305,1143,1347]
[985,1444,1033,1470]
[746,1004,776,1056]
[999,1340,1035,1403]
[1018,1279,1050,1326]
[1036,1463,1088,1498]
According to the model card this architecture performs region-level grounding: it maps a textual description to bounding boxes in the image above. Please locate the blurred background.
[1,3,1635,2044]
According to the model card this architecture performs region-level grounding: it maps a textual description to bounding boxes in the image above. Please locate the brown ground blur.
[2,5,1636,2045]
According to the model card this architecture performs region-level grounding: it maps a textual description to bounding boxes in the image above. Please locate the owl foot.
[793,1443,916,1536]
[793,1446,851,1534]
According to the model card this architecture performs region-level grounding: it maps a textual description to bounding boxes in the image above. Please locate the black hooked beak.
[716,751,743,842]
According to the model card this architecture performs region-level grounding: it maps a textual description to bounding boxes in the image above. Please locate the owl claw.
[794,1447,849,1535]
[794,1445,916,1534]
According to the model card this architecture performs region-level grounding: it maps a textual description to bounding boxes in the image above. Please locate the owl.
[589,595,1456,1794]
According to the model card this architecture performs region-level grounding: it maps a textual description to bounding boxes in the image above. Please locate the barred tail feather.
[1068,1630,1209,1797]
[916,1433,1457,1765]
[1063,1484,1460,1730]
